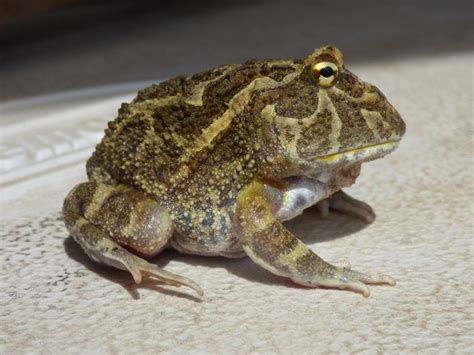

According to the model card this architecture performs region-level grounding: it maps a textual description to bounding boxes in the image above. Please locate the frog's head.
[260,46,405,171]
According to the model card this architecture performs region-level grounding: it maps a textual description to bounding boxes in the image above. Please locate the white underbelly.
[276,178,328,221]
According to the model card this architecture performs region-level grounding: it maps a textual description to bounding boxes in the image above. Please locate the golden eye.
[310,62,339,87]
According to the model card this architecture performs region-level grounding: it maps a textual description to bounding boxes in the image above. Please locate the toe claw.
[140,263,204,297]
[120,260,143,284]
[131,270,142,284]
[384,275,396,286]
[186,281,204,297]
[343,278,370,297]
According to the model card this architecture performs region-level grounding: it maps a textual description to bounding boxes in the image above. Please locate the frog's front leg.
[63,182,203,296]
[235,181,395,297]
[315,190,376,223]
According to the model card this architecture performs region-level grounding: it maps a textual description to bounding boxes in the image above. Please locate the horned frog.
[63,46,405,297]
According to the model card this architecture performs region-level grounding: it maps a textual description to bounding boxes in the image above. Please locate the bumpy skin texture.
[63,46,406,297]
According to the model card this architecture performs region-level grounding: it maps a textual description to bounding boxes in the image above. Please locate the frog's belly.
[276,179,328,222]
[170,206,246,258]
[171,178,330,257]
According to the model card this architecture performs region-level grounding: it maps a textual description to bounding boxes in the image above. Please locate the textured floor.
[1,49,473,353]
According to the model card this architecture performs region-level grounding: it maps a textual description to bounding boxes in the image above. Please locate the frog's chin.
[313,141,400,165]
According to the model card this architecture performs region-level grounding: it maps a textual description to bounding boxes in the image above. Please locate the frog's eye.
[310,62,339,87]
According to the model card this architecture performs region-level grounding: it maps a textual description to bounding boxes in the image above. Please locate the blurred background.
[1,0,472,101]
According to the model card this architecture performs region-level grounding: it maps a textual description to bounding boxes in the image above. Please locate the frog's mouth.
[314,141,400,164]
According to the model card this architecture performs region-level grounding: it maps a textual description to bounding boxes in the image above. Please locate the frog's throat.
[314,141,399,164]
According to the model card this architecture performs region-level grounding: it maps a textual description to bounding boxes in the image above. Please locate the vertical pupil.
[320,66,334,78]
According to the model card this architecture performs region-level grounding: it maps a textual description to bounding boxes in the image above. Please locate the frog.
[63,46,405,297]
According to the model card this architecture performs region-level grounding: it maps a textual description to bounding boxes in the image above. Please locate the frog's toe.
[133,257,204,296]
[324,267,396,297]
[337,278,371,298]
[333,269,395,297]
[303,266,395,297]
[122,258,143,284]
[295,271,371,297]
[345,268,396,286]
[315,200,330,219]
[327,259,395,286]
[90,240,204,296]
[326,190,376,223]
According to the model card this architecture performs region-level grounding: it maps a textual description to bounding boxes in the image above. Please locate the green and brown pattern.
[64,46,405,297]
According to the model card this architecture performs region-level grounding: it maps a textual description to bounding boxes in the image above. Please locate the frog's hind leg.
[235,182,395,297]
[62,182,203,296]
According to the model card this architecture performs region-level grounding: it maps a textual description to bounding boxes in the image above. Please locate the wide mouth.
[314,141,400,163]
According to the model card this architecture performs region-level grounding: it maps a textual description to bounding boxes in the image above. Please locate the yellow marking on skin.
[191,75,279,150]
[261,104,277,123]
[138,96,181,109]
[360,109,384,140]
[331,86,379,105]
[250,208,275,233]
[84,185,115,220]
[236,181,276,234]
[97,238,117,250]
[262,83,342,159]
[318,90,342,152]
[243,245,288,277]
[276,243,309,273]
[184,66,237,106]
[184,82,210,106]
[132,67,235,111]
[361,108,391,134]
[115,184,129,192]
[121,199,152,237]
[171,69,303,183]
[73,218,88,230]
[315,141,399,163]
[267,60,298,69]
[261,105,301,158]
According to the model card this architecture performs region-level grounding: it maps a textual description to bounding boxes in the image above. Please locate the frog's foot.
[63,182,203,297]
[312,258,395,296]
[89,241,204,296]
[322,266,396,297]
[69,221,204,297]
[316,190,376,223]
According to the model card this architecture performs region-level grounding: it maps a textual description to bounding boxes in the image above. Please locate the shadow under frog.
[64,208,368,300]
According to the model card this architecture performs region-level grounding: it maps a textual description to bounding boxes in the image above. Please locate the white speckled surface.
[1,52,473,353]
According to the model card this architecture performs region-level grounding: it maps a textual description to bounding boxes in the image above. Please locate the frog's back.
[86,60,298,198]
